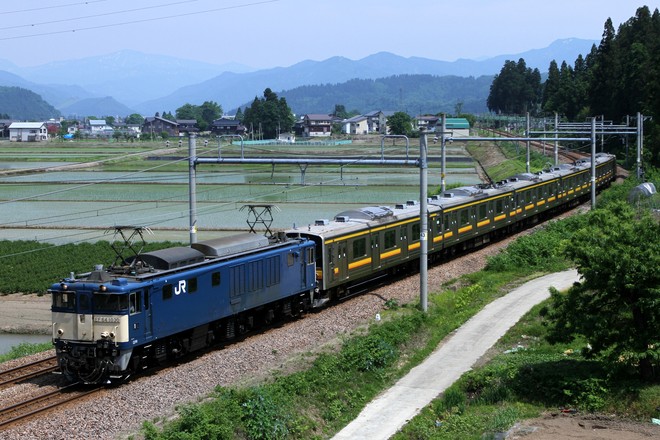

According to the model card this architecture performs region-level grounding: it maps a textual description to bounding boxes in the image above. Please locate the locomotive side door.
[143,288,153,339]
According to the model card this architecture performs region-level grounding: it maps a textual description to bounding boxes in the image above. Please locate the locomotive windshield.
[52,291,76,311]
[93,293,129,313]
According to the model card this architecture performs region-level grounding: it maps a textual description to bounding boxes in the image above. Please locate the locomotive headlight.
[109,331,116,339]
[99,285,107,292]
[60,283,68,290]
[57,328,64,336]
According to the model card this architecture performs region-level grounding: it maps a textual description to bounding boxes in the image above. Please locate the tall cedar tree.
[242,88,295,139]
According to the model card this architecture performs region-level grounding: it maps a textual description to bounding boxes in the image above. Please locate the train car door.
[77,290,93,341]
[143,288,153,339]
[371,233,381,269]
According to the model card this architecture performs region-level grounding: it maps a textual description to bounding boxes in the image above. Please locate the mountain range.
[0,38,596,119]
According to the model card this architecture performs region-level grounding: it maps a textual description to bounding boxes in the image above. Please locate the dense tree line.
[488,6,660,166]
[175,101,222,131]
[241,88,295,139]
[279,74,492,116]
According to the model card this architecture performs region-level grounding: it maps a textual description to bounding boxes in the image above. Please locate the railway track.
[0,382,101,429]
[0,356,58,389]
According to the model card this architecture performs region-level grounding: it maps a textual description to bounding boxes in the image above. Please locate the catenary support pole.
[525,112,530,173]
[189,134,198,244]
[554,113,559,166]
[441,113,446,193]
[637,112,643,179]
[420,131,428,312]
[591,118,597,209]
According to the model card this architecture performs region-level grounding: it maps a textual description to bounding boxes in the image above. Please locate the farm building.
[8,122,48,142]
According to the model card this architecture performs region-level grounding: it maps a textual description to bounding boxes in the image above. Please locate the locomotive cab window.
[94,293,129,312]
[52,291,76,311]
[188,277,198,293]
[129,291,141,314]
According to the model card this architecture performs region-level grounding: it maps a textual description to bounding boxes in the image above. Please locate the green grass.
[0,342,53,363]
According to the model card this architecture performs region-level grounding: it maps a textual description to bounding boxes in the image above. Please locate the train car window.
[495,198,504,213]
[444,214,450,231]
[163,284,173,300]
[412,223,421,240]
[144,290,150,310]
[287,253,295,267]
[306,247,315,264]
[53,291,76,310]
[129,292,141,314]
[353,238,367,258]
[460,209,469,226]
[478,203,487,219]
[212,271,221,287]
[384,229,396,249]
[188,277,198,293]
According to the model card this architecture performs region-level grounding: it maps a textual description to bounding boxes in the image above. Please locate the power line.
[0,0,108,15]
[0,0,203,31]
[0,0,279,41]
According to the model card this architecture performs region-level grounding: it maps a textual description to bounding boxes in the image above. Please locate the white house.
[89,119,110,133]
[343,115,369,135]
[8,122,48,142]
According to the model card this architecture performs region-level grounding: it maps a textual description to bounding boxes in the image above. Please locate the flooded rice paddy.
[0,142,480,244]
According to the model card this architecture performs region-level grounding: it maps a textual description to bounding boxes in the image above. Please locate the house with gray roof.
[8,122,48,142]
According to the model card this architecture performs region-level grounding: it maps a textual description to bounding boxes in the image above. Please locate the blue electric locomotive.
[51,231,316,383]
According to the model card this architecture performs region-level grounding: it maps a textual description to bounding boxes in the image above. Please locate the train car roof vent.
[395,203,405,209]
[443,192,455,198]
[406,200,418,206]
[315,219,330,226]
[335,215,350,223]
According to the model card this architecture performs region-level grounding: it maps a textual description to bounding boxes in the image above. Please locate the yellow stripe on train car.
[348,257,372,270]
[380,248,401,260]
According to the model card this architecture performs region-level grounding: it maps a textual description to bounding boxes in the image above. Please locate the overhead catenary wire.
[0,141,406,246]
[0,0,280,41]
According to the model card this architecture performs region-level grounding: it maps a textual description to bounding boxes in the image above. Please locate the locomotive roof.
[191,232,269,257]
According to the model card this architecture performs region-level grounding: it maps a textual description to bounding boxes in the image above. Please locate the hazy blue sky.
[1,0,658,68]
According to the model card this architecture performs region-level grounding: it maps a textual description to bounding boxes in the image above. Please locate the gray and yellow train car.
[287,153,616,303]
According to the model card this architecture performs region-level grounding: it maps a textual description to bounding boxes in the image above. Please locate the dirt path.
[0,294,51,334]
